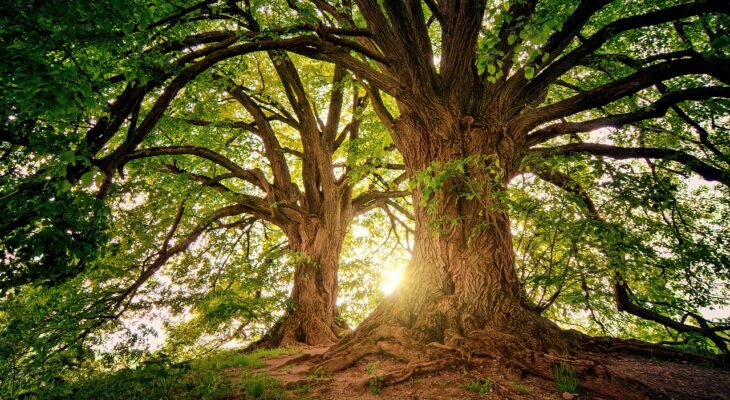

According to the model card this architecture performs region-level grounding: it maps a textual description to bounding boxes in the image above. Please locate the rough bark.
[258,208,351,347]
[248,150,359,348]
[320,108,570,371]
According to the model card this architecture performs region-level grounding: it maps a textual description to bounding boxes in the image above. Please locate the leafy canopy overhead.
[0,0,729,397]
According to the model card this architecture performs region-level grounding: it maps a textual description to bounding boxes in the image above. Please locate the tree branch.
[227,85,296,195]
[519,0,730,104]
[125,145,272,191]
[532,143,730,186]
[98,35,333,172]
[528,58,730,129]
[352,190,410,217]
[530,162,729,352]
[614,278,729,352]
[526,86,730,146]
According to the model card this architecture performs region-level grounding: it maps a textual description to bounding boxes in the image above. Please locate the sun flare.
[381,267,404,295]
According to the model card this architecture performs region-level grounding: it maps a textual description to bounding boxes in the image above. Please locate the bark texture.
[321,103,571,371]
[258,192,353,347]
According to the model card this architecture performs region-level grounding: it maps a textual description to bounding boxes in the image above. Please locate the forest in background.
[1,0,729,398]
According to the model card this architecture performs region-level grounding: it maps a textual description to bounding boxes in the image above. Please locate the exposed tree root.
[311,323,712,399]
[380,359,456,387]
[584,336,726,367]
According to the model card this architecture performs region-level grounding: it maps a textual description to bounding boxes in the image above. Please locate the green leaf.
[60,180,72,192]
[60,150,75,164]
[81,171,94,187]
[524,66,535,80]
[94,173,106,188]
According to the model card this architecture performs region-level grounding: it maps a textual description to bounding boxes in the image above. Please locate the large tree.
[119,56,408,347]
[0,0,408,350]
[291,0,730,376]
[2,0,730,393]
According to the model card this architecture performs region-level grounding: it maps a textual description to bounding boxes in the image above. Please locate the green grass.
[512,381,532,395]
[40,347,295,400]
[308,366,327,379]
[237,373,284,400]
[194,347,298,370]
[554,362,579,394]
[463,378,492,394]
[366,362,384,395]
[294,383,311,394]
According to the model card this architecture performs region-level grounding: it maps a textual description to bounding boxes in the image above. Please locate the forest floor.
[224,345,730,400]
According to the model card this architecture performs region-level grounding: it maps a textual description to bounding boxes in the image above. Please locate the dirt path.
[241,346,730,399]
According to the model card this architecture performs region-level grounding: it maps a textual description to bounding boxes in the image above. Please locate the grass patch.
[554,362,579,394]
[237,373,283,400]
[513,381,532,395]
[463,378,492,394]
[294,383,311,394]
[308,366,327,379]
[196,347,298,370]
[43,347,294,400]
[366,362,384,395]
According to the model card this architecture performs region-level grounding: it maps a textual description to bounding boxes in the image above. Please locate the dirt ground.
[231,346,730,400]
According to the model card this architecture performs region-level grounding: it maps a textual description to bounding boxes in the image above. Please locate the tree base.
[317,296,573,370]
[242,338,728,400]
[248,310,349,349]
[312,305,713,399]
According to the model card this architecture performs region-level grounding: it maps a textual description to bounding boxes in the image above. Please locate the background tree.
[1,0,408,349]
[116,53,408,347]
[1,0,411,392]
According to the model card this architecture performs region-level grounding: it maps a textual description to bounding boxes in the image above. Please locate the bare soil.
[229,346,730,400]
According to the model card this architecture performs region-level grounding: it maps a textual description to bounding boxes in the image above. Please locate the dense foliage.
[1,0,728,397]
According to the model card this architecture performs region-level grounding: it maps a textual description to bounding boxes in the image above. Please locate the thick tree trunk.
[254,193,353,348]
[320,111,570,370]
[252,228,347,348]
[280,228,348,346]
[337,198,567,347]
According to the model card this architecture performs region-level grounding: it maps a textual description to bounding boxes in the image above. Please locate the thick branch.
[125,145,272,191]
[438,0,484,89]
[533,143,730,186]
[183,118,258,132]
[615,279,729,352]
[323,65,347,147]
[537,1,612,67]
[532,164,730,352]
[524,58,730,129]
[520,0,730,103]
[352,190,410,217]
[98,35,330,171]
[526,86,730,146]
[228,86,296,195]
[157,163,294,225]
[115,204,253,314]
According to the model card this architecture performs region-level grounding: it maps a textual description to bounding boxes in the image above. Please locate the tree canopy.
[1,0,729,397]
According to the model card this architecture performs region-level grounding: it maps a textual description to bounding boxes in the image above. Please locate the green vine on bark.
[412,154,506,238]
